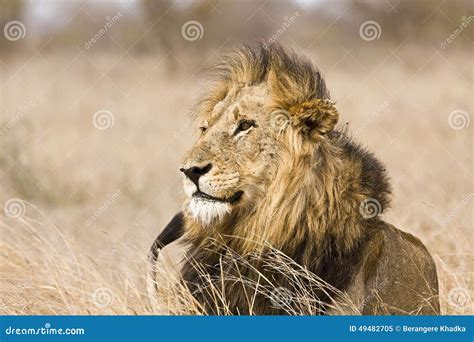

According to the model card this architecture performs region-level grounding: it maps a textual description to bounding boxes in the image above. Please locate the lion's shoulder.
[357,222,439,314]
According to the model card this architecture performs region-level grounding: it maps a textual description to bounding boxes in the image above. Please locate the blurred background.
[0,0,472,314]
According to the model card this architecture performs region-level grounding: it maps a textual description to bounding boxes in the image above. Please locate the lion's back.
[358,222,440,315]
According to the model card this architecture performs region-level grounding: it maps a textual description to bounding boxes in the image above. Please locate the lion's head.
[181,44,340,227]
[153,43,438,316]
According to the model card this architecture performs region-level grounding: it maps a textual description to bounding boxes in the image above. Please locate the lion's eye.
[234,120,255,135]
[199,126,207,133]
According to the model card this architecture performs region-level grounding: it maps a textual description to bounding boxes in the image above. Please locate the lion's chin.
[189,197,231,226]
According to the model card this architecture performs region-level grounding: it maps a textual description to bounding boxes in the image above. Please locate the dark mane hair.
[195,42,330,119]
[149,42,439,316]
[181,42,392,314]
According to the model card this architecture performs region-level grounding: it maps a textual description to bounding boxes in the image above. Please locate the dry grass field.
[0,0,472,315]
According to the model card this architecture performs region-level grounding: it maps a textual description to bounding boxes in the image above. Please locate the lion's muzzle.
[180,163,242,225]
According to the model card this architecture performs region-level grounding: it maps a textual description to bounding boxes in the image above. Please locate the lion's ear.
[289,99,339,138]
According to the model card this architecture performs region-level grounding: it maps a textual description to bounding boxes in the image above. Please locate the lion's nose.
[180,163,212,186]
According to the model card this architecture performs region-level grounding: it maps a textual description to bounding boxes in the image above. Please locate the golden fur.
[151,43,440,315]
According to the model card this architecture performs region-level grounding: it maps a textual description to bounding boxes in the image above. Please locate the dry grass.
[0,203,361,315]
[0,46,472,315]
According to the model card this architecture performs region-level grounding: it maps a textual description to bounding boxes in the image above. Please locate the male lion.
[149,43,439,315]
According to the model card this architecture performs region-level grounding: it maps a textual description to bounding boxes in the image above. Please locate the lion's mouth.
[192,190,243,204]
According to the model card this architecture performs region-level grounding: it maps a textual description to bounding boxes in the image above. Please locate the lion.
[149,43,440,315]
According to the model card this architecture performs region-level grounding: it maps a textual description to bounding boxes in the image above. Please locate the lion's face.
[181,84,282,225]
